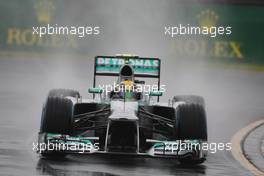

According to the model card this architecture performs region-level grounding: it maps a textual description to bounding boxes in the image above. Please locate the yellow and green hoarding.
[1,0,264,67]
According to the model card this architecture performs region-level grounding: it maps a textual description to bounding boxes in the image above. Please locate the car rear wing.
[93,55,161,88]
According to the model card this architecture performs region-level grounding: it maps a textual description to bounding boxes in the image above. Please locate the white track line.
[231,120,264,176]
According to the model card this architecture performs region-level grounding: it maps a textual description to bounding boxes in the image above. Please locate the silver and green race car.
[38,55,208,165]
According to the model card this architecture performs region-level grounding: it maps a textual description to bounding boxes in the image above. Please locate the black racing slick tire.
[40,96,73,157]
[175,103,207,140]
[173,95,205,107]
[175,103,207,165]
[48,88,80,98]
[40,96,73,134]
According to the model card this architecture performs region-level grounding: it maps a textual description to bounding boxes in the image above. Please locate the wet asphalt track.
[0,54,264,176]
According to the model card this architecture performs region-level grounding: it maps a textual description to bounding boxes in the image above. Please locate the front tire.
[40,97,73,134]
[174,103,207,165]
[175,103,207,140]
[40,97,73,157]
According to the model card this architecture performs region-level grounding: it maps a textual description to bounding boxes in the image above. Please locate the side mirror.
[88,87,103,94]
[149,91,163,96]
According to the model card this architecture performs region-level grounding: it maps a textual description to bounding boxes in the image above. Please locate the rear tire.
[173,95,205,107]
[48,88,80,98]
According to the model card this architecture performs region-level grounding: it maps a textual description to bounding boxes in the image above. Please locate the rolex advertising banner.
[0,0,103,54]
[166,4,264,66]
[1,0,264,66]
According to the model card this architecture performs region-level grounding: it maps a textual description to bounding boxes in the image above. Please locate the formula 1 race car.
[38,55,208,165]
